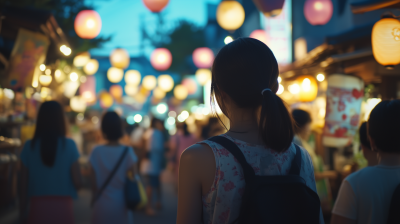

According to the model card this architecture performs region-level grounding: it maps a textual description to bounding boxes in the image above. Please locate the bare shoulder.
[181,143,214,162]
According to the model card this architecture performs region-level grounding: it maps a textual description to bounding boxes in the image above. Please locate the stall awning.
[351,0,400,14]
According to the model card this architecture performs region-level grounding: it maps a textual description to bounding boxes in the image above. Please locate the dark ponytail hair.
[32,101,66,167]
[211,37,294,152]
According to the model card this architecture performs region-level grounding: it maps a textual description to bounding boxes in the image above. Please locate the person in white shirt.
[331,99,400,224]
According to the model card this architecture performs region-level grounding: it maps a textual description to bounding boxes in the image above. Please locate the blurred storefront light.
[99,92,113,108]
[277,84,284,95]
[73,52,90,67]
[74,10,102,39]
[157,75,174,92]
[298,75,318,102]
[39,75,52,86]
[224,36,234,45]
[70,72,79,82]
[110,85,123,99]
[70,96,86,112]
[39,64,46,71]
[127,116,135,125]
[317,73,325,82]
[125,85,138,96]
[153,87,166,99]
[84,59,99,75]
[195,69,211,86]
[60,45,72,56]
[249,29,268,44]
[217,0,245,31]
[143,75,157,90]
[174,84,188,100]
[134,114,143,123]
[125,70,141,86]
[288,83,300,94]
[107,67,124,83]
[156,103,168,114]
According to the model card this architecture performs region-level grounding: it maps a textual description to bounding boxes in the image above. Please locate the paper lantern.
[142,0,169,12]
[110,85,123,99]
[174,85,188,100]
[182,78,197,94]
[74,10,102,39]
[153,87,166,99]
[143,75,157,90]
[125,70,141,86]
[73,52,90,67]
[372,17,400,68]
[70,96,87,112]
[297,75,318,102]
[125,85,139,96]
[107,67,124,83]
[195,69,211,86]
[84,59,99,75]
[99,92,114,108]
[252,0,285,17]
[249,30,268,45]
[304,0,333,26]
[157,74,174,92]
[39,75,52,86]
[80,76,96,103]
[151,48,172,71]
[216,1,245,31]
[110,48,130,69]
[192,47,214,68]
[63,81,80,98]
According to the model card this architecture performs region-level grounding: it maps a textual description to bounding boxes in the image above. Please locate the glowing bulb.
[156,104,167,114]
[314,1,323,10]
[288,84,300,94]
[180,110,189,120]
[277,84,284,95]
[39,64,46,71]
[168,111,177,118]
[317,73,325,82]
[86,19,95,28]
[167,117,175,125]
[134,114,143,123]
[80,76,87,83]
[70,72,78,82]
[45,69,51,75]
[143,75,157,90]
[278,76,282,83]
[224,36,234,44]
[60,45,72,56]
[302,78,311,92]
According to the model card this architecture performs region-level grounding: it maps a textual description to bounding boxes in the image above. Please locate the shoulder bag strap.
[288,144,302,176]
[93,147,129,204]
[208,136,255,183]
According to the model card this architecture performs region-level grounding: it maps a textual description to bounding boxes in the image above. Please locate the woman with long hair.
[89,111,138,224]
[20,101,82,224]
[177,38,321,223]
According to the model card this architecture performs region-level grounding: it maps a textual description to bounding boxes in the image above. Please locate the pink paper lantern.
[142,0,169,12]
[150,48,172,71]
[192,47,214,68]
[182,78,197,95]
[79,76,96,103]
[74,10,102,39]
[304,0,333,26]
[249,30,269,45]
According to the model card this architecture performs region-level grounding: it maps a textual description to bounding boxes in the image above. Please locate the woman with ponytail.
[177,38,321,224]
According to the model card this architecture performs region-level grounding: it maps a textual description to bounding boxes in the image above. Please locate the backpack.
[387,183,400,224]
[209,136,321,224]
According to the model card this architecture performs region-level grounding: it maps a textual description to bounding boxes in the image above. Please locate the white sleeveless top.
[201,134,318,224]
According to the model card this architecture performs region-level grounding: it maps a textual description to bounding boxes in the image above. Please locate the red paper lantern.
[74,10,102,39]
[249,30,269,45]
[192,47,214,68]
[150,48,172,71]
[304,0,333,26]
[142,0,169,12]
[252,0,285,17]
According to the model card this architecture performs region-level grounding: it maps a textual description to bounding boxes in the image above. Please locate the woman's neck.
[226,109,264,145]
[378,152,400,166]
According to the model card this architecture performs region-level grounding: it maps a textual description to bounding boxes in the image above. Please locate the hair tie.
[261,88,272,95]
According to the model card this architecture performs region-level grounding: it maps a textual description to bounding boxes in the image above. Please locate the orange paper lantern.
[99,92,114,108]
[372,17,400,68]
[142,0,169,12]
[216,0,245,31]
[192,47,214,68]
[151,48,172,71]
[297,75,318,102]
[110,85,123,99]
[74,10,102,39]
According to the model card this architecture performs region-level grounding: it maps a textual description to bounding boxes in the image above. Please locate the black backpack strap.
[93,147,129,204]
[289,144,302,176]
[209,136,255,183]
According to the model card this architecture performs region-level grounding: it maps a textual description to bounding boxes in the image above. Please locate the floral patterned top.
[200,134,319,224]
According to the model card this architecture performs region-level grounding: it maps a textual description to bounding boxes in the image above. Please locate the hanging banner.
[5,29,49,90]
[323,74,364,147]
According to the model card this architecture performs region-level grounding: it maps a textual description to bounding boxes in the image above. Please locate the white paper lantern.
[125,70,141,86]
[70,96,87,112]
[157,74,174,92]
[143,75,157,90]
[83,59,99,75]
[110,48,130,69]
[73,52,91,67]
[107,67,124,83]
